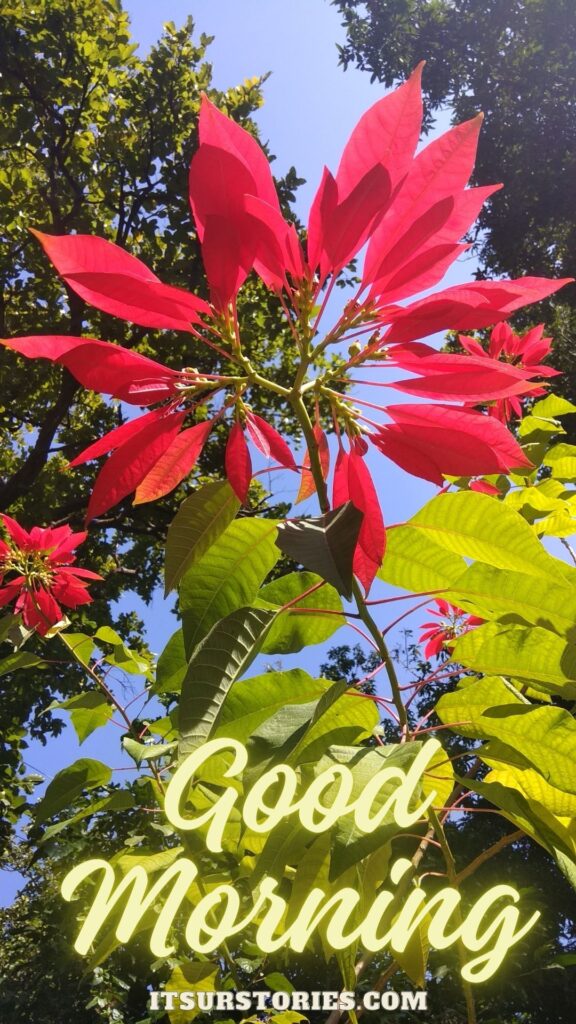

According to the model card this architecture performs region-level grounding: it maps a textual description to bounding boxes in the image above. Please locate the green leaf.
[94,625,123,646]
[435,674,525,726]
[34,758,112,822]
[166,960,219,1023]
[517,393,576,441]
[286,831,331,925]
[326,744,429,878]
[536,505,576,538]
[180,517,280,656]
[155,627,187,694]
[249,678,365,764]
[518,413,564,439]
[95,628,153,678]
[214,669,332,743]
[114,846,184,875]
[544,443,576,480]
[164,481,240,594]
[248,817,312,887]
[452,621,576,697]
[63,632,95,667]
[379,524,466,592]
[122,737,176,766]
[0,650,45,677]
[464,771,576,878]
[446,562,576,640]
[49,691,113,743]
[256,571,343,653]
[291,686,379,766]
[531,394,576,419]
[482,749,576,817]
[41,790,134,842]
[394,917,430,988]
[179,606,277,757]
[436,677,576,794]
[276,502,363,598]
[264,973,296,994]
[0,613,21,645]
[504,480,569,519]
[410,490,565,580]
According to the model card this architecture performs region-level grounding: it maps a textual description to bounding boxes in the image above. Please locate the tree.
[0,0,300,825]
[332,0,576,404]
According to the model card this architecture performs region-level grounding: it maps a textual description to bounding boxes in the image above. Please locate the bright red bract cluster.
[0,515,101,635]
[2,66,570,591]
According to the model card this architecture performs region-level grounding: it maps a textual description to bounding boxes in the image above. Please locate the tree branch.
[0,369,78,511]
[455,829,525,885]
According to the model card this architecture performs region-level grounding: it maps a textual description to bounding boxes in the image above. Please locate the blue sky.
[1,1,481,904]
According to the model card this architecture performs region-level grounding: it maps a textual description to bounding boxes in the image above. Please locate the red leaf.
[335,62,423,200]
[333,447,385,592]
[3,335,178,404]
[201,213,257,310]
[457,334,487,358]
[1,514,31,549]
[389,351,541,402]
[133,419,213,504]
[69,409,164,467]
[21,587,62,636]
[307,167,338,272]
[348,449,386,592]
[243,195,305,286]
[373,242,468,305]
[366,195,457,294]
[321,164,391,277]
[31,231,209,329]
[86,412,185,521]
[189,144,257,241]
[197,95,281,213]
[225,422,252,503]
[520,324,551,365]
[470,479,500,495]
[51,570,94,607]
[296,425,330,503]
[383,277,574,342]
[245,412,297,469]
[374,403,532,484]
[364,113,481,288]
[368,185,502,298]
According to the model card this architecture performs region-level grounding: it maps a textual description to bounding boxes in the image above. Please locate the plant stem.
[290,390,408,727]
[290,390,330,512]
[456,829,524,884]
[351,578,408,731]
[59,631,165,795]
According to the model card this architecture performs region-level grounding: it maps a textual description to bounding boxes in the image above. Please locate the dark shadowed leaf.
[179,605,277,757]
[275,502,363,598]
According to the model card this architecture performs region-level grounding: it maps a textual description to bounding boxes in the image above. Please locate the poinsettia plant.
[2,66,576,1024]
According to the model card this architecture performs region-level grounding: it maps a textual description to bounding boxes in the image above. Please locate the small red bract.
[0,515,101,635]
[458,322,559,423]
[419,599,483,660]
